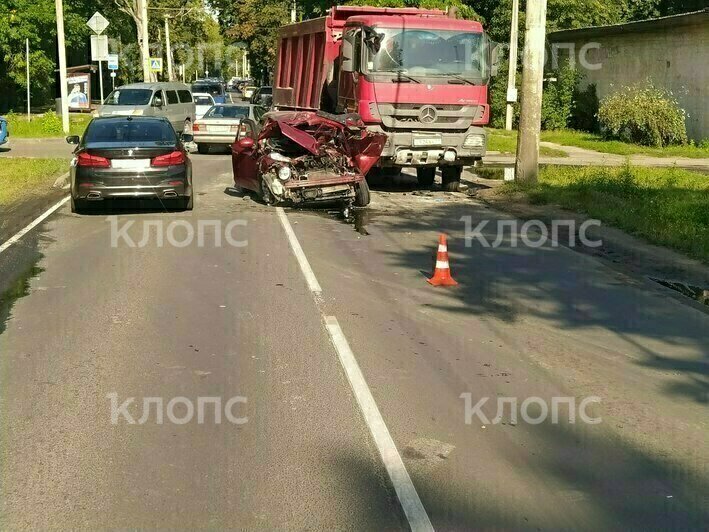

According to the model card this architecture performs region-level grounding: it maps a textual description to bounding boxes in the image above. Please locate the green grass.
[5,113,91,138]
[487,129,568,157]
[488,128,709,159]
[498,165,709,263]
[0,158,67,207]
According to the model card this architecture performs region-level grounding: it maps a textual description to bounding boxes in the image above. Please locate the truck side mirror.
[490,40,503,77]
[341,38,355,73]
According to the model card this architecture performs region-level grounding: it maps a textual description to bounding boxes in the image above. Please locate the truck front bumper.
[368,125,486,167]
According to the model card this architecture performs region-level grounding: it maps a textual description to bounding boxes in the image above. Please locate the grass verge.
[495,165,709,263]
[5,113,91,138]
[0,158,67,208]
[488,128,709,159]
[487,129,568,157]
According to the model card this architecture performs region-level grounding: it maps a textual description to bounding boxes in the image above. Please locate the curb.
[52,171,70,190]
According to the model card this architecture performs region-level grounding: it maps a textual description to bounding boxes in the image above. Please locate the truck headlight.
[464,134,485,148]
[277,166,291,181]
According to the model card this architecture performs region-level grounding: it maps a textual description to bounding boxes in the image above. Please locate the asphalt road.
[0,153,707,530]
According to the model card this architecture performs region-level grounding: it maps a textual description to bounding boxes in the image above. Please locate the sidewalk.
[485,141,709,171]
[0,138,74,159]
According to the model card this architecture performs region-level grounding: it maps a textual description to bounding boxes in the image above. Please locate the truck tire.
[441,166,463,192]
[354,180,371,207]
[416,167,436,188]
[197,144,209,155]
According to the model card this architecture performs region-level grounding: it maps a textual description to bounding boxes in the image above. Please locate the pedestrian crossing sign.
[149,58,163,73]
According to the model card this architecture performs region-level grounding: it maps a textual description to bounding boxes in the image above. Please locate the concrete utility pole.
[164,16,173,81]
[505,0,519,130]
[139,0,151,82]
[54,0,70,133]
[514,0,547,183]
[26,38,31,121]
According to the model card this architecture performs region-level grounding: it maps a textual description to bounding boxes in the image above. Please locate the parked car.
[67,116,193,212]
[249,86,272,106]
[193,104,255,154]
[0,116,8,148]
[241,86,257,100]
[191,80,226,104]
[96,82,195,133]
[193,93,216,120]
[231,111,386,207]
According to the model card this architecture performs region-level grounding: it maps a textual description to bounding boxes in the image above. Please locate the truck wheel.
[416,167,436,188]
[441,166,463,192]
[354,180,371,207]
[197,144,209,155]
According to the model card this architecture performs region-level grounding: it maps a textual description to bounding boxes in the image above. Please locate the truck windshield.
[366,28,489,82]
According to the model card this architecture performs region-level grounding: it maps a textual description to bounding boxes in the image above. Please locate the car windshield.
[366,28,489,81]
[204,106,250,119]
[192,83,224,97]
[194,96,214,105]
[84,118,177,144]
[103,89,153,106]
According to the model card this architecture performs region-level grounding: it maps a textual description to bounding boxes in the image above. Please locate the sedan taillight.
[77,152,110,168]
[193,123,203,131]
[151,150,186,167]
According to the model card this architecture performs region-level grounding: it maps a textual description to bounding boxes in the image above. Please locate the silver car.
[193,104,255,154]
[96,82,195,133]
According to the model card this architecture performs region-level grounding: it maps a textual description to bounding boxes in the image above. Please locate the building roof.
[548,8,708,41]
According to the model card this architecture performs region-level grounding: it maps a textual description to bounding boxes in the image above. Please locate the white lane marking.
[276,207,322,295]
[276,207,433,531]
[0,196,69,255]
[325,316,434,532]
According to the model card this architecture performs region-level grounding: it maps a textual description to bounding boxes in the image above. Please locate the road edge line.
[276,207,322,294]
[276,207,433,531]
[0,196,69,255]
[324,316,434,532]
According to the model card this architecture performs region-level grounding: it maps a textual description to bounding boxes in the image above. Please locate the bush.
[38,111,63,135]
[598,83,688,147]
[541,61,580,130]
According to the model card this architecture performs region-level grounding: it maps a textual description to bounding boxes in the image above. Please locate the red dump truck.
[272,6,492,190]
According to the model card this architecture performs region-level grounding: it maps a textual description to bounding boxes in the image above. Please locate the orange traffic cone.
[427,234,458,286]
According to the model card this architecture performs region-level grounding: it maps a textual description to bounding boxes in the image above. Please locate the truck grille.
[376,103,483,130]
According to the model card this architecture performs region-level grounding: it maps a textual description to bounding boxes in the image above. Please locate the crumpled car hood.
[258,111,386,175]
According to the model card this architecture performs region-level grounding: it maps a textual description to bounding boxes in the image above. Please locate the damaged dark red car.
[231,111,386,206]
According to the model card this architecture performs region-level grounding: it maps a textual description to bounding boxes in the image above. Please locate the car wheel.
[416,167,436,189]
[70,195,78,214]
[441,166,462,192]
[354,179,371,207]
[260,177,275,206]
[184,194,194,211]
[197,144,209,155]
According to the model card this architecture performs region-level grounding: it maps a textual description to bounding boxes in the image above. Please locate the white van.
[97,82,196,133]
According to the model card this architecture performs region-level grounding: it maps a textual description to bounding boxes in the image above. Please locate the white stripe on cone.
[438,245,448,252]
[435,261,450,269]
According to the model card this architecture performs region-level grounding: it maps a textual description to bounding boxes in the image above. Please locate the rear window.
[204,106,250,119]
[84,119,177,144]
[166,90,179,105]
[103,89,153,106]
[192,83,224,97]
[178,90,192,103]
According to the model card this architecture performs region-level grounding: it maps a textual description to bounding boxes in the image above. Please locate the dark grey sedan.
[67,116,193,213]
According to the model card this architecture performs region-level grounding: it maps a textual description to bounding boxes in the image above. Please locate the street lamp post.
[54,0,70,133]
[164,15,174,81]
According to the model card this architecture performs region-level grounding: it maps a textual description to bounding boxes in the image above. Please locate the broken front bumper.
[265,172,363,204]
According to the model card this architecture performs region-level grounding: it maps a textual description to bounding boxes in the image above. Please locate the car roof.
[90,115,171,123]
[193,92,214,98]
[116,82,191,90]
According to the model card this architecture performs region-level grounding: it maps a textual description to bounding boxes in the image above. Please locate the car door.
[231,119,259,191]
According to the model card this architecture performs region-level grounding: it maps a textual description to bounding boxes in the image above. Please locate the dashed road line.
[276,206,434,532]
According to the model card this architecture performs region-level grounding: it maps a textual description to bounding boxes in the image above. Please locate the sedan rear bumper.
[193,133,236,145]
[72,165,191,201]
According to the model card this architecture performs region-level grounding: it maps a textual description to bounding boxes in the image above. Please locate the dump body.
[273,6,490,178]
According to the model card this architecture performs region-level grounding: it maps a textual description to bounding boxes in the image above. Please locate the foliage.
[0,158,68,207]
[5,112,92,138]
[38,110,63,135]
[541,61,581,130]
[569,83,599,132]
[499,164,709,263]
[598,83,688,147]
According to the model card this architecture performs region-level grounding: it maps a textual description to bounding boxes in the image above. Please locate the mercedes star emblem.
[419,106,437,124]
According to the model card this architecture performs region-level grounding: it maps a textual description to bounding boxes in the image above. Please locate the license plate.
[208,125,231,133]
[412,135,442,147]
[111,159,150,169]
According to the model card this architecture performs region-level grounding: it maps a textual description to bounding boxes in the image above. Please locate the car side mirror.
[152,97,164,108]
[66,135,80,145]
